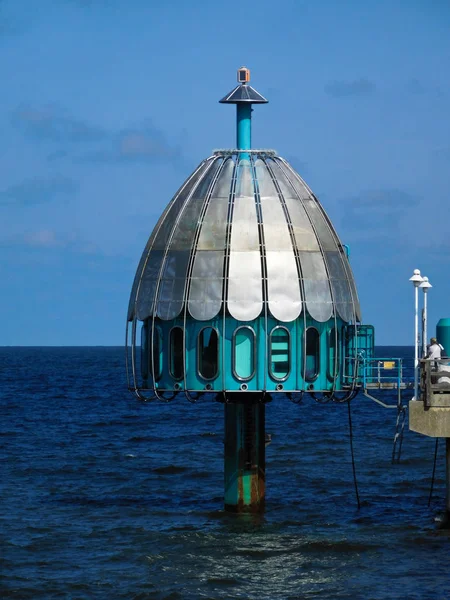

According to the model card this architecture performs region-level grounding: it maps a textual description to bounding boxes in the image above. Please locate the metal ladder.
[359,357,411,464]
[391,403,407,464]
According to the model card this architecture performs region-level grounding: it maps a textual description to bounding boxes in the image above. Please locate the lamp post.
[420,276,432,357]
[410,269,424,400]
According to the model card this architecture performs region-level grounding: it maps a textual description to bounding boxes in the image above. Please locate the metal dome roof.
[128,150,361,325]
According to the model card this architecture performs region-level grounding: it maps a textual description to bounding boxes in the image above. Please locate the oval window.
[305,327,320,382]
[169,327,184,381]
[198,327,219,380]
[151,326,162,381]
[141,321,148,380]
[327,328,339,382]
[233,327,256,381]
[270,327,290,381]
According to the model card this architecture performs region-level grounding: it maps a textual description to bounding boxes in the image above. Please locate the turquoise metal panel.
[224,317,259,392]
[236,103,251,153]
[189,318,222,392]
[144,314,351,395]
[344,323,374,384]
[256,317,266,392]
[150,319,167,390]
[294,318,302,391]
[436,318,450,357]
[326,325,342,384]
[300,317,334,392]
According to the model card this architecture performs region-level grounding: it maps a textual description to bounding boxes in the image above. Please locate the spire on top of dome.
[219,66,268,104]
[219,67,268,153]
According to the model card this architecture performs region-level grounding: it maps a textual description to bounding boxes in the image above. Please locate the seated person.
[425,337,442,361]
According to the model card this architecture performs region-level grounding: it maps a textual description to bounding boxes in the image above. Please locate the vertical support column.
[445,438,450,525]
[236,103,252,159]
[422,291,428,357]
[224,400,265,513]
[414,283,419,400]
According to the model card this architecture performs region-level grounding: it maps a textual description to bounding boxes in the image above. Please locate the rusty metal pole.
[224,399,265,513]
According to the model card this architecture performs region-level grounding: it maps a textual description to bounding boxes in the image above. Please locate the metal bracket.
[362,391,398,408]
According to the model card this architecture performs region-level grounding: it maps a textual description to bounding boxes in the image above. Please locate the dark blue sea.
[1,346,449,599]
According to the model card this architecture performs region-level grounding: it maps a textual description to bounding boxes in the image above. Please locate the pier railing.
[361,358,403,389]
[344,356,413,390]
[419,359,450,408]
[345,355,414,463]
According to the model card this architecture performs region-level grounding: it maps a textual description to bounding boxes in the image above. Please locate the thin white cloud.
[78,126,181,164]
[24,229,60,248]
[12,105,106,143]
[11,105,182,166]
[325,78,376,98]
[0,228,100,253]
[0,176,78,206]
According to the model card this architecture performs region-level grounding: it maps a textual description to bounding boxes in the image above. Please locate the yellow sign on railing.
[383,361,395,369]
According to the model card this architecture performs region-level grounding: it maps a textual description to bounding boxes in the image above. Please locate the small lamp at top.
[419,276,432,292]
[409,269,423,287]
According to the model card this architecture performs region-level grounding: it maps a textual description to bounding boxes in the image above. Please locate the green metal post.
[436,318,450,357]
[236,102,252,159]
[224,400,265,513]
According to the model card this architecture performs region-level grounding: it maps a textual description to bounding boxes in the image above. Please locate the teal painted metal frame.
[236,104,252,154]
[133,314,364,397]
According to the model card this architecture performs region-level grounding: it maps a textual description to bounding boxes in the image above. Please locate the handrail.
[343,355,412,465]
[343,356,414,390]
[419,358,450,407]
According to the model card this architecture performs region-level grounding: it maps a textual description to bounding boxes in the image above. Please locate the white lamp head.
[420,276,432,291]
[409,268,423,287]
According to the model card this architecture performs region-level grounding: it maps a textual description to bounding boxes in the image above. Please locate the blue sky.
[1,0,449,345]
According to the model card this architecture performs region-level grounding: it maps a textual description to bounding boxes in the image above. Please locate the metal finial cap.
[219,67,268,104]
